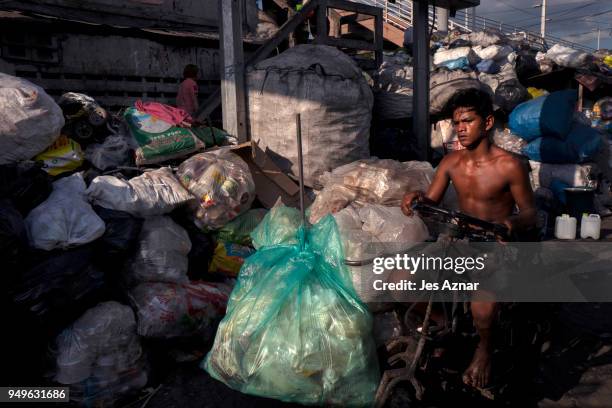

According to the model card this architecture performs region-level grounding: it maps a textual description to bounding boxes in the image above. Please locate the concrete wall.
[0,29,222,108]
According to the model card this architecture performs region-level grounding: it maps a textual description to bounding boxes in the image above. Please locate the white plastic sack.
[431,119,461,156]
[308,184,357,224]
[478,63,518,93]
[129,281,232,338]
[545,44,589,68]
[529,160,598,190]
[85,134,132,171]
[359,204,429,249]
[430,69,491,114]
[26,173,105,250]
[493,128,527,155]
[176,149,255,230]
[0,73,64,164]
[433,46,480,66]
[472,45,513,61]
[374,53,413,119]
[333,206,383,307]
[54,302,147,406]
[129,216,191,284]
[459,31,505,47]
[333,204,429,309]
[55,302,143,384]
[87,167,193,217]
[310,159,435,223]
[247,45,372,186]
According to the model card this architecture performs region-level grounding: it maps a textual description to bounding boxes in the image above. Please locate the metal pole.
[295,114,306,230]
[597,28,601,50]
[468,7,476,31]
[540,0,546,38]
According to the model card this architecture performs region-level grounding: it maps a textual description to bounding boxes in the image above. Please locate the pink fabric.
[176,78,199,117]
[135,100,193,127]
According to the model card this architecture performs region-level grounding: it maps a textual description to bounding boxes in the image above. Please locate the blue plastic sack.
[476,59,500,74]
[509,90,577,141]
[550,179,570,204]
[522,122,603,164]
[204,205,379,406]
[439,57,470,70]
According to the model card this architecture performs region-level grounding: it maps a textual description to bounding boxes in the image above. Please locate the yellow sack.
[604,55,612,68]
[35,135,84,176]
[208,241,255,277]
[527,87,548,100]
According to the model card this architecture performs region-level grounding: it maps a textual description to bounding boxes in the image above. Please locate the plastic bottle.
[555,214,576,240]
[580,213,601,240]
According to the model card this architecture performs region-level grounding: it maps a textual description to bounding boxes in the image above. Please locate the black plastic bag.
[0,161,52,215]
[170,212,216,280]
[449,38,471,48]
[495,79,529,113]
[93,206,143,257]
[370,127,420,162]
[0,199,26,260]
[187,228,215,281]
[515,51,540,82]
[13,245,103,317]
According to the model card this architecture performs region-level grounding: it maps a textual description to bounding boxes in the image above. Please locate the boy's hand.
[496,219,514,242]
[401,191,424,216]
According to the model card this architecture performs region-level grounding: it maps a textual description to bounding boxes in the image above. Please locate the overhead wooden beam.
[326,0,381,15]
[317,36,377,51]
[0,0,218,29]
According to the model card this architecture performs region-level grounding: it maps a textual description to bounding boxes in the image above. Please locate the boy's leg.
[463,298,497,388]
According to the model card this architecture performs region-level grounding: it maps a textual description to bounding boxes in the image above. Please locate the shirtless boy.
[401,88,537,389]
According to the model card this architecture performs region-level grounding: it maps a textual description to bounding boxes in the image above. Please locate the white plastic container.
[580,213,601,240]
[555,214,577,240]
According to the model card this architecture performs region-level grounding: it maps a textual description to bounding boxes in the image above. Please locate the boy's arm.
[504,158,537,236]
[402,155,453,216]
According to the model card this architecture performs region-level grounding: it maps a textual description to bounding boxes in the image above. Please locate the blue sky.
[475,0,612,50]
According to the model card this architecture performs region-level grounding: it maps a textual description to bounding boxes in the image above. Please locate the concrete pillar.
[436,7,448,34]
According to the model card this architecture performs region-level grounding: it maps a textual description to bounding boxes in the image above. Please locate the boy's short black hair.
[446,88,493,119]
[183,64,199,79]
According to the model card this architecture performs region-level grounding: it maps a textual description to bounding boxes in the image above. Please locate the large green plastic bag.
[203,205,380,406]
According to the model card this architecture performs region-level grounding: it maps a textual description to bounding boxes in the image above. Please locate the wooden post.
[219,0,247,142]
[374,8,383,67]
[288,6,297,47]
[317,0,329,42]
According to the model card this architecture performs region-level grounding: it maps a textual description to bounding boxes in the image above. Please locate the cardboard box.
[230,141,311,209]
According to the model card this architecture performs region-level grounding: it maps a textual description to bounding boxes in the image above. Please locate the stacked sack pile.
[0,43,388,406]
[0,72,270,405]
[375,30,612,224]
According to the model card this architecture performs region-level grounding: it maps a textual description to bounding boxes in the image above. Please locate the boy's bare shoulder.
[492,146,529,174]
[439,150,464,167]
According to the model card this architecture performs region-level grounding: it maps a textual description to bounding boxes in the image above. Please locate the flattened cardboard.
[231,141,310,209]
